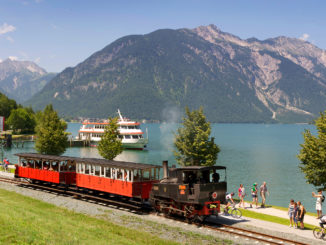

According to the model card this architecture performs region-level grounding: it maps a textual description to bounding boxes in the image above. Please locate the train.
[14,153,227,222]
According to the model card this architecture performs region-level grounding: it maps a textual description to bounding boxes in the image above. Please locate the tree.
[6,108,36,134]
[35,104,68,155]
[298,111,326,189]
[174,107,220,166]
[98,117,123,160]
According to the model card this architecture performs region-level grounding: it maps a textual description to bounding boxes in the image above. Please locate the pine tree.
[298,111,326,189]
[174,107,220,166]
[98,117,123,160]
[35,104,68,155]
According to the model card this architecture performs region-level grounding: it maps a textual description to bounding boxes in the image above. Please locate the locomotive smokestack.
[163,160,168,179]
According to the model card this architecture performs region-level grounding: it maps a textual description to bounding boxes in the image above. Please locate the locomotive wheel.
[194,215,205,224]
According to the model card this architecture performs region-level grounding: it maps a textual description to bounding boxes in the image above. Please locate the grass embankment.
[233,198,317,230]
[0,188,178,245]
[239,208,316,230]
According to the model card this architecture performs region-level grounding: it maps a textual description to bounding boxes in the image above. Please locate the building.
[0,117,4,132]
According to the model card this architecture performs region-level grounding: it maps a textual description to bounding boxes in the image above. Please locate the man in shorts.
[224,192,235,214]
[250,183,258,208]
[260,182,269,208]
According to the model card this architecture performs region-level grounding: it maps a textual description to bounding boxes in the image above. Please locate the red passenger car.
[75,158,161,200]
[15,153,77,185]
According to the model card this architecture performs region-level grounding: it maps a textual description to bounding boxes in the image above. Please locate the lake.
[2,123,319,212]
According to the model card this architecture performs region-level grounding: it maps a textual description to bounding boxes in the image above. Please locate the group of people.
[288,199,306,229]
[224,181,269,211]
[237,181,269,209]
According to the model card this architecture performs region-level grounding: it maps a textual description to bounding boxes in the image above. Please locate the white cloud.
[8,56,18,61]
[0,59,2,63]
[0,23,16,35]
[6,36,14,43]
[299,33,309,41]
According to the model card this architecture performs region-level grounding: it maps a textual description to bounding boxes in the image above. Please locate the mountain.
[26,25,326,123]
[0,58,56,103]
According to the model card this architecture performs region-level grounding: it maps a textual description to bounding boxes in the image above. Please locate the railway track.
[0,176,311,245]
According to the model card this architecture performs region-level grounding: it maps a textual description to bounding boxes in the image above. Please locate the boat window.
[143,170,150,181]
[121,126,127,129]
[132,135,138,139]
[125,135,131,139]
[139,135,143,139]
[118,135,123,139]
[128,126,135,129]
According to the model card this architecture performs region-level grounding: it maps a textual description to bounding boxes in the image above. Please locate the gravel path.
[0,179,323,245]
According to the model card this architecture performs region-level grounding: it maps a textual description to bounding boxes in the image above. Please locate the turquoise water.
[2,123,319,212]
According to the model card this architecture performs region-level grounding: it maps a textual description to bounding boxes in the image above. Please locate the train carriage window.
[105,167,111,178]
[60,161,68,172]
[51,161,59,171]
[85,164,90,174]
[143,170,150,181]
[100,166,105,177]
[151,168,155,180]
[95,165,100,176]
[133,169,141,181]
[68,161,76,172]
[90,165,95,175]
[117,169,123,180]
[43,161,50,170]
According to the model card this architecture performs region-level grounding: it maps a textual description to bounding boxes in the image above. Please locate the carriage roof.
[15,153,160,170]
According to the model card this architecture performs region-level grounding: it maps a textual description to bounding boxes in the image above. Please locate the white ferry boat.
[77,110,148,150]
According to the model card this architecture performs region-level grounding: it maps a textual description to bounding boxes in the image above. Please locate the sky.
[0,0,325,72]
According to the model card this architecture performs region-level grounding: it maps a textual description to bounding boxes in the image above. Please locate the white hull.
[77,110,148,150]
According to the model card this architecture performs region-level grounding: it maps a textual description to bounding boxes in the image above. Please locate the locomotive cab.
[150,164,227,220]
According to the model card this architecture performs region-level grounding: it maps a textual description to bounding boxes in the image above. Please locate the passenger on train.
[213,172,220,183]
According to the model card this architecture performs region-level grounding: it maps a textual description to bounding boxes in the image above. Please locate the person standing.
[293,202,298,228]
[238,184,246,208]
[297,201,305,230]
[312,190,323,218]
[250,183,258,208]
[288,199,295,228]
[260,182,269,208]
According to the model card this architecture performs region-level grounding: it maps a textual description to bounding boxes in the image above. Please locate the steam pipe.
[162,160,168,179]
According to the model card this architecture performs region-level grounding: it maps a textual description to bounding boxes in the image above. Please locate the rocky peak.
[0,58,46,77]
[191,24,249,47]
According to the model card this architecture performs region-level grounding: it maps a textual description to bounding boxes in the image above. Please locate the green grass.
[0,188,179,245]
[0,166,15,173]
[239,208,317,230]
[233,198,318,229]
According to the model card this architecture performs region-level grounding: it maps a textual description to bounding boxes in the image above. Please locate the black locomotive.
[150,161,227,221]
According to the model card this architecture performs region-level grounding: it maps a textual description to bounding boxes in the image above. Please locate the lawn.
[0,188,179,245]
